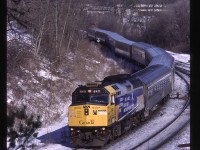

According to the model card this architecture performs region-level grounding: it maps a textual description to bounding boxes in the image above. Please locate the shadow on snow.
[37,125,74,148]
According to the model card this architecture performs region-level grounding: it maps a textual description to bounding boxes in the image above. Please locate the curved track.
[98,55,190,150]
[130,65,190,150]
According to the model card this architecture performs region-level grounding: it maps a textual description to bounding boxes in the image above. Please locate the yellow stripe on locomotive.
[68,105,108,126]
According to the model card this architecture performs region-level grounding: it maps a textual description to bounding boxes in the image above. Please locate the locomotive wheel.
[112,127,118,140]
[104,136,108,146]
[161,98,167,104]
[73,144,79,149]
[139,111,145,122]
[108,130,114,142]
[112,124,121,139]
[139,110,152,122]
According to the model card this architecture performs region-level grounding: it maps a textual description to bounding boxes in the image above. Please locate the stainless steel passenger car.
[131,43,151,66]
[131,65,173,113]
[115,40,132,58]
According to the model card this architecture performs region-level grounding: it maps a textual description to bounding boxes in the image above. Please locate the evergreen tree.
[7,105,42,149]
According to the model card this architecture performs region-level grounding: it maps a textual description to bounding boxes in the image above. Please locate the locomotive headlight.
[94,129,98,132]
[84,108,89,115]
[99,127,106,135]
[70,128,74,131]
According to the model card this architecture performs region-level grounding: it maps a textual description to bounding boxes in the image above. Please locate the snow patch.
[7,21,33,45]
[7,90,14,103]
[167,51,190,63]
[37,69,59,81]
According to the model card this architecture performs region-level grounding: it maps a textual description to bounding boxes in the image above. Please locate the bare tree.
[58,0,72,60]
[34,0,50,58]
[142,0,189,52]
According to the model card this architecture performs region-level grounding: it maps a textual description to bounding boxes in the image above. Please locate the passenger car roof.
[131,65,171,85]
[93,28,135,45]
[148,54,174,67]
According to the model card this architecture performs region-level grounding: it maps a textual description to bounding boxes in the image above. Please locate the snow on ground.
[160,123,190,150]
[167,51,190,63]
[7,90,14,104]
[7,21,33,45]
[34,52,190,150]
[36,116,72,150]
[37,69,60,81]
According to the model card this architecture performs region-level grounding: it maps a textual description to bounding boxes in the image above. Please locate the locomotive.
[68,28,175,147]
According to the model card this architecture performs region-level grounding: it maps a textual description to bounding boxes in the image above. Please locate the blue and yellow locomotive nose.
[68,83,118,127]
[68,104,108,127]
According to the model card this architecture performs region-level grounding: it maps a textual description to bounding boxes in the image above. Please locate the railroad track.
[175,60,190,73]
[75,41,190,150]
[130,63,190,150]
[98,62,190,150]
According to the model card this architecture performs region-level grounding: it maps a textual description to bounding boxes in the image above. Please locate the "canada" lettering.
[79,119,94,125]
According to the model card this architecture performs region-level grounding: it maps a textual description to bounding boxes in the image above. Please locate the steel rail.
[129,68,190,150]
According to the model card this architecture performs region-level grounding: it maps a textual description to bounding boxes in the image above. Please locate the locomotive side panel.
[115,87,144,121]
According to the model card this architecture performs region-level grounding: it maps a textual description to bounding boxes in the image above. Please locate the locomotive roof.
[128,78,143,88]
[131,65,171,85]
[102,74,131,84]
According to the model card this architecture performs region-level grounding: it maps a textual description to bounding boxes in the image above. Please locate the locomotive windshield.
[72,87,109,105]
[90,94,108,104]
[74,93,89,103]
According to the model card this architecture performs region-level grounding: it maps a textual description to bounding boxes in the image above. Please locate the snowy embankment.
[166,51,190,63]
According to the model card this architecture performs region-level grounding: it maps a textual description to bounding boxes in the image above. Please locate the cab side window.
[111,95,115,104]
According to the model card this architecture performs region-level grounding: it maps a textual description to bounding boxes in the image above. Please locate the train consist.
[68,28,175,147]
